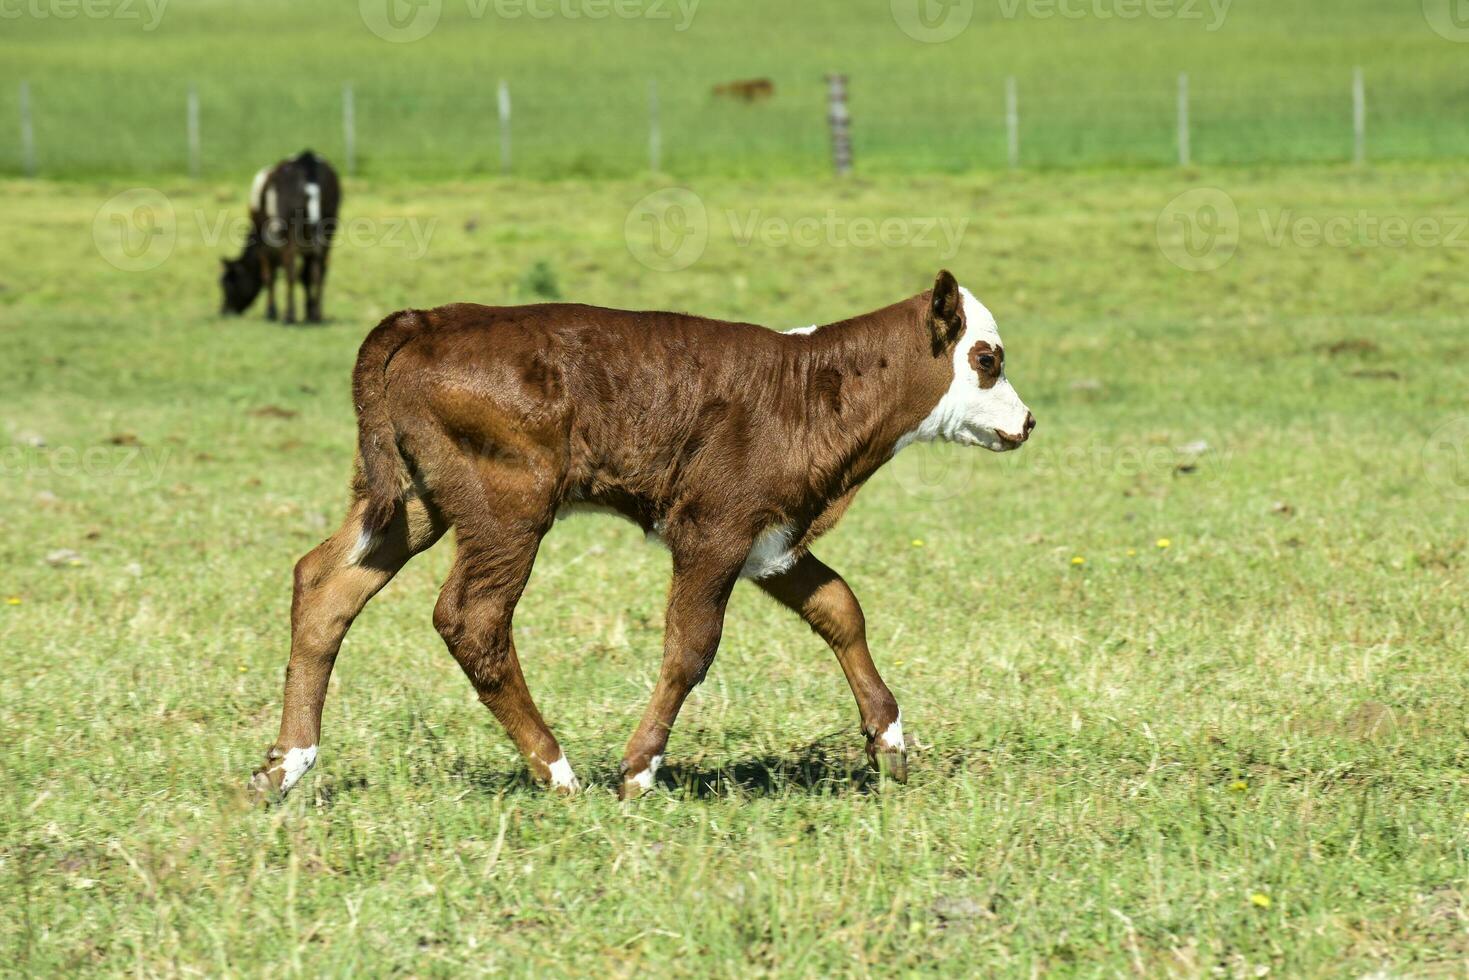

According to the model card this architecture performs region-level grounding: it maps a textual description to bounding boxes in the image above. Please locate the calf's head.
[219,255,262,315]
[911,270,1035,452]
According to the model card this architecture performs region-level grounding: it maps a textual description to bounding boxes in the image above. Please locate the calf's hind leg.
[434,518,580,794]
[249,495,446,802]
[306,252,327,323]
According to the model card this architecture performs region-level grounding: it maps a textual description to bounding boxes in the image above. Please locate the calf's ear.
[929,269,964,352]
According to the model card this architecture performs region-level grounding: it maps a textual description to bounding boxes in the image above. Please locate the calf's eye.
[978,355,996,371]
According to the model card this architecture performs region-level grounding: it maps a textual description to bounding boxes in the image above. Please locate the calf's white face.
[901,277,1035,453]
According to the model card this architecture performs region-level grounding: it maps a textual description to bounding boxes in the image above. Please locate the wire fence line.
[6,68,1464,181]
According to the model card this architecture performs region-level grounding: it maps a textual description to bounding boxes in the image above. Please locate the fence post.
[343,84,357,177]
[1177,72,1191,167]
[648,78,662,173]
[498,79,512,175]
[1005,76,1019,170]
[186,85,201,178]
[1352,67,1366,166]
[19,81,35,177]
[826,73,852,177]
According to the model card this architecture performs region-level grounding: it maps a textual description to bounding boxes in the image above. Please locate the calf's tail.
[351,310,427,540]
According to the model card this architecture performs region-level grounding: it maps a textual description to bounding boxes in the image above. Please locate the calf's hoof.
[867,712,908,783]
[541,754,581,797]
[247,766,280,806]
[871,746,909,784]
[617,756,663,800]
[247,744,317,805]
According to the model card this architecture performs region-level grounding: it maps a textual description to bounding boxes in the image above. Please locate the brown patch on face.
[968,341,1004,389]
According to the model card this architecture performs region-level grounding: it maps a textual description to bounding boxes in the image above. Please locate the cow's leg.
[280,243,298,325]
[307,251,327,323]
[619,551,742,799]
[260,251,278,321]
[757,552,906,781]
[434,513,578,794]
[249,494,447,802]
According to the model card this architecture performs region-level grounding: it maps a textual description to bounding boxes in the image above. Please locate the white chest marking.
[276,745,318,794]
[740,523,798,580]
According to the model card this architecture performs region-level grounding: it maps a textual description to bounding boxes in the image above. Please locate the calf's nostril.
[1023,412,1037,437]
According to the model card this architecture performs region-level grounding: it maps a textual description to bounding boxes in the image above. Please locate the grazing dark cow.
[248,271,1036,802]
[220,150,341,324]
[712,78,775,102]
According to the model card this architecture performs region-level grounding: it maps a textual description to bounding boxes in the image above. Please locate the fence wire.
[3,67,1465,180]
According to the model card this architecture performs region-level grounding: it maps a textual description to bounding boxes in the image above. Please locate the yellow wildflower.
[1070,556,1086,567]
[1156,538,1172,550]
[1250,893,1271,909]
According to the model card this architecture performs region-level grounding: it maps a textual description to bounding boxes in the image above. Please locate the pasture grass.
[1,0,1468,179]
[3,164,1469,974]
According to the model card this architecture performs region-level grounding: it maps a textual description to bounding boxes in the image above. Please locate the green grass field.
[2,0,1469,179]
[3,162,1468,974]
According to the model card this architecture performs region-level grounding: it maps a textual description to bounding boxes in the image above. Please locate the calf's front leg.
[757,552,906,781]
[620,554,741,799]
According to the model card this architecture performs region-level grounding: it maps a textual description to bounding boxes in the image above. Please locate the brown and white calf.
[248,270,1034,801]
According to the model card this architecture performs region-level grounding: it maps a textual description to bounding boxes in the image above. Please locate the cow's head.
[219,254,262,315]
[909,270,1035,452]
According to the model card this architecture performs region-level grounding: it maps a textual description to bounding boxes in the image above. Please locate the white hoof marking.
[547,753,579,792]
[275,745,318,795]
[627,754,662,792]
[878,712,904,751]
